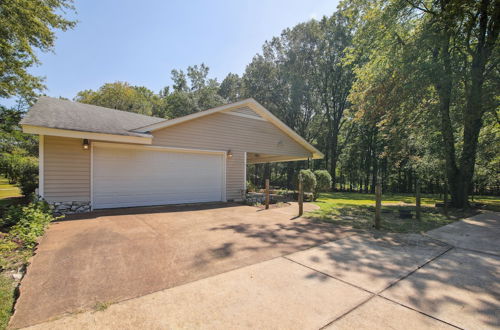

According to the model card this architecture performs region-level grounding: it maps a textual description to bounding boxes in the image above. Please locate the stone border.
[48,201,91,215]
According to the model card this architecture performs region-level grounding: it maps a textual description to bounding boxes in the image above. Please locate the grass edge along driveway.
[308,192,499,233]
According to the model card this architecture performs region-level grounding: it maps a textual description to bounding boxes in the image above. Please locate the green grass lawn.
[470,195,500,212]
[0,177,21,199]
[0,177,23,329]
[0,275,15,330]
[0,177,22,212]
[308,192,495,233]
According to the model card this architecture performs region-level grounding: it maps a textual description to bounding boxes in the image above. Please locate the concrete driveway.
[17,211,500,330]
[11,202,357,328]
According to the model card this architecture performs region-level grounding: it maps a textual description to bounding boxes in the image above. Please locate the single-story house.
[20,97,323,213]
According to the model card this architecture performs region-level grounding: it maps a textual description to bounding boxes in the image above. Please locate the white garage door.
[92,143,225,209]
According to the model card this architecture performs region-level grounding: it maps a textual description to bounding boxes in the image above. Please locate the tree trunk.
[331,156,338,191]
[371,154,377,194]
[455,0,497,208]
[434,25,461,206]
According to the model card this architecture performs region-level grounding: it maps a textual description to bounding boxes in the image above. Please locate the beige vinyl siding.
[152,112,311,200]
[41,111,312,204]
[43,136,90,202]
[229,106,261,118]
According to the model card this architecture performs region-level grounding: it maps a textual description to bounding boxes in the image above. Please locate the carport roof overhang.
[247,153,316,164]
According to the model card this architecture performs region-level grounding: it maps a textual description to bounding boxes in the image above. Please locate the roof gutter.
[22,125,153,145]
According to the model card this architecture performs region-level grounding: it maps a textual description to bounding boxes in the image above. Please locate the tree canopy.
[0,0,76,101]
[1,0,498,207]
[74,82,164,117]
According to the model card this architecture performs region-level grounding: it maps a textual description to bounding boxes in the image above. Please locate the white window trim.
[92,141,226,155]
[244,152,247,192]
[221,153,227,202]
[90,141,94,211]
[38,135,44,198]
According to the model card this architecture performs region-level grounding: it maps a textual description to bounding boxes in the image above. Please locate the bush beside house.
[0,200,57,328]
[1,201,57,269]
[313,170,332,200]
[294,169,317,193]
[0,153,38,197]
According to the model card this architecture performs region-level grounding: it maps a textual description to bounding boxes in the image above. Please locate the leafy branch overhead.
[0,0,498,207]
[0,0,77,101]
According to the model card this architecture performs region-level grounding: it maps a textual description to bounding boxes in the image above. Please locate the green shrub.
[0,153,19,184]
[17,158,38,197]
[4,202,56,248]
[0,236,20,270]
[293,169,317,193]
[246,180,257,192]
[0,153,38,197]
[314,170,332,200]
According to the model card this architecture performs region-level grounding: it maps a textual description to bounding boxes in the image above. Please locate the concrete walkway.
[22,212,500,329]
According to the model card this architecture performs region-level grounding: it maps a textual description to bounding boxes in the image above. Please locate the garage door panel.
[92,145,224,209]
[93,177,221,188]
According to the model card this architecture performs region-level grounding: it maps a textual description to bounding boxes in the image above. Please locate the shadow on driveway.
[11,202,356,328]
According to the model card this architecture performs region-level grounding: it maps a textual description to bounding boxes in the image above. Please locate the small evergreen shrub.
[17,158,38,197]
[293,169,317,193]
[314,170,332,200]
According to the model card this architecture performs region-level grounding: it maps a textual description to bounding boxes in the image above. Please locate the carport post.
[265,179,270,210]
[298,178,303,216]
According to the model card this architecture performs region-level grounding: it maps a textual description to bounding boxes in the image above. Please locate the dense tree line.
[1,0,498,207]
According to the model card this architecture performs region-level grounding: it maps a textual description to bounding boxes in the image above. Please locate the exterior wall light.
[83,139,90,150]
[227,150,233,158]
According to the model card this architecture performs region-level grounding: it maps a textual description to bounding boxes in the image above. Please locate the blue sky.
[7,0,340,106]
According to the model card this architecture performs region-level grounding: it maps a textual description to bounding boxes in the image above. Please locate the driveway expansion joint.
[282,255,375,295]
[423,233,500,257]
[284,239,458,330]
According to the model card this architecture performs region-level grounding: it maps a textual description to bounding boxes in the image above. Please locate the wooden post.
[416,180,421,220]
[443,182,449,218]
[265,179,270,210]
[298,177,304,216]
[375,183,381,229]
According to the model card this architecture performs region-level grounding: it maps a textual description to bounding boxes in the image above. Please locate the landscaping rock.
[12,272,23,280]
[48,201,91,215]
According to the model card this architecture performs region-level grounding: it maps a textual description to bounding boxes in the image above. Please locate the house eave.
[22,125,153,145]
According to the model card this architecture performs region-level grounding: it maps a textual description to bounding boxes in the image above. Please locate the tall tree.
[243,17,354,188]
[0,0,76,100]
[219,73,244,102]
[0,105,37,156]
[163,64,226,118]
[343,0,500,207]
[74,82,164,117]
[313,14,354,189]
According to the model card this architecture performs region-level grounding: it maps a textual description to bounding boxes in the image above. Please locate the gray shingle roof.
[20,97,165,137]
